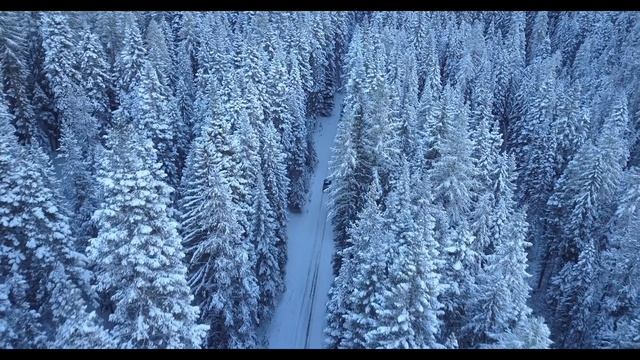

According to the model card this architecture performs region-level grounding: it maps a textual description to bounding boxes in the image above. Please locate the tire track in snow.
[304,191,327,347]
[266,94,343,349]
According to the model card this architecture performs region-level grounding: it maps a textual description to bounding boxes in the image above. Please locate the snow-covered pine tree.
[264,42,294,164]
[428,85,478,226]
[40,12,81,114]
[546,95,630,347]
[397,44,421,163]
[124,60,178,187]
[550,79,588,174]
[364,29,403,188]
[327,31,372,274]
[171,28,197,175]
[380,160,445,348]
[0,95,47,349]
[513,54,560,209]
[1,95,109,347]
[113,14,147,101]
[415,34,443,168]
[43,18,106,249]
[25,12,58,150]
[258,120,290,287]
[0,12,35,144]
[230,104,262,241]
[470,54,501,194]
[550,13,581,69]
[40,12,87,154]
[251,170,281,323]
[285,49,314,212]
[287,14,314,110]
[482,316,552,349]
[172,12,201,77]
[144,18,173,92]
[58,92,100,248]
[89,115,207,349]
[306,13,334,117]
[325,114,373,347]
[464,154,550,348]
[427,85,480,343]
[48,263,113,348]
[339,173,395,348]
[327,98,371,274]
[144,17,186,181]
[526,11,551,65]
[179,112,259,349]
[237,22,268,124]
[77,24,111,128]
[492,12,526,154]
[591,166,640,348]
[157,15,179,90]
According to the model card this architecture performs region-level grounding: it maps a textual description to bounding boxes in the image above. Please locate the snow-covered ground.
[266,94,344,349]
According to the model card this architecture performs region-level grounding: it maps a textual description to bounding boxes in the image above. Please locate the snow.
[266,93,344,349]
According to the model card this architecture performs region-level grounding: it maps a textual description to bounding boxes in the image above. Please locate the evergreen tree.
[327,34,372,274]
[526,12,550,64]
[550,79,588,173]
[0,96,47,348]
[465,155,549,348]
[58,93,100,248]
[77,24,111,127]
[482,316,552,349]
[427,85,480,343]
[382,161,444,348]
[592,166,640,348]
[327,97,371,274]
[470,59,501,193]
[40,12,81,111]
[428,86,477,225]
[25,12,58,150]
[144,19,173,91]
[285,50,314,212]
[179,114,259,349]
[258,120,290,285]
[0,12,35,144]
[514,55,560,208]
[339,174,395,348]
[124,60,178,186]
[113,14,147,99]
[251,171,282,323]
[546,95,630,347]
[89,117,207,349]
[48,264,113,348]
[1,96,108,347]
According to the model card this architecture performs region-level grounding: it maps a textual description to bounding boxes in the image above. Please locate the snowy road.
[266,94,344,349]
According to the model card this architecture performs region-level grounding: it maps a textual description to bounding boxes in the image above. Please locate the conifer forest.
[1,11,640,349]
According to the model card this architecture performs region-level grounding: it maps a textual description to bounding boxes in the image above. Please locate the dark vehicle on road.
[323,178,331,191]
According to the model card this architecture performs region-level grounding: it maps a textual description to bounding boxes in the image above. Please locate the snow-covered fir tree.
[1,95,109,348]
[88,115,207,349]
[179,112,259,348]
[0,12,35,144]
[337,173,395,348]
[465,154,551,348]
[0,94,47,348]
